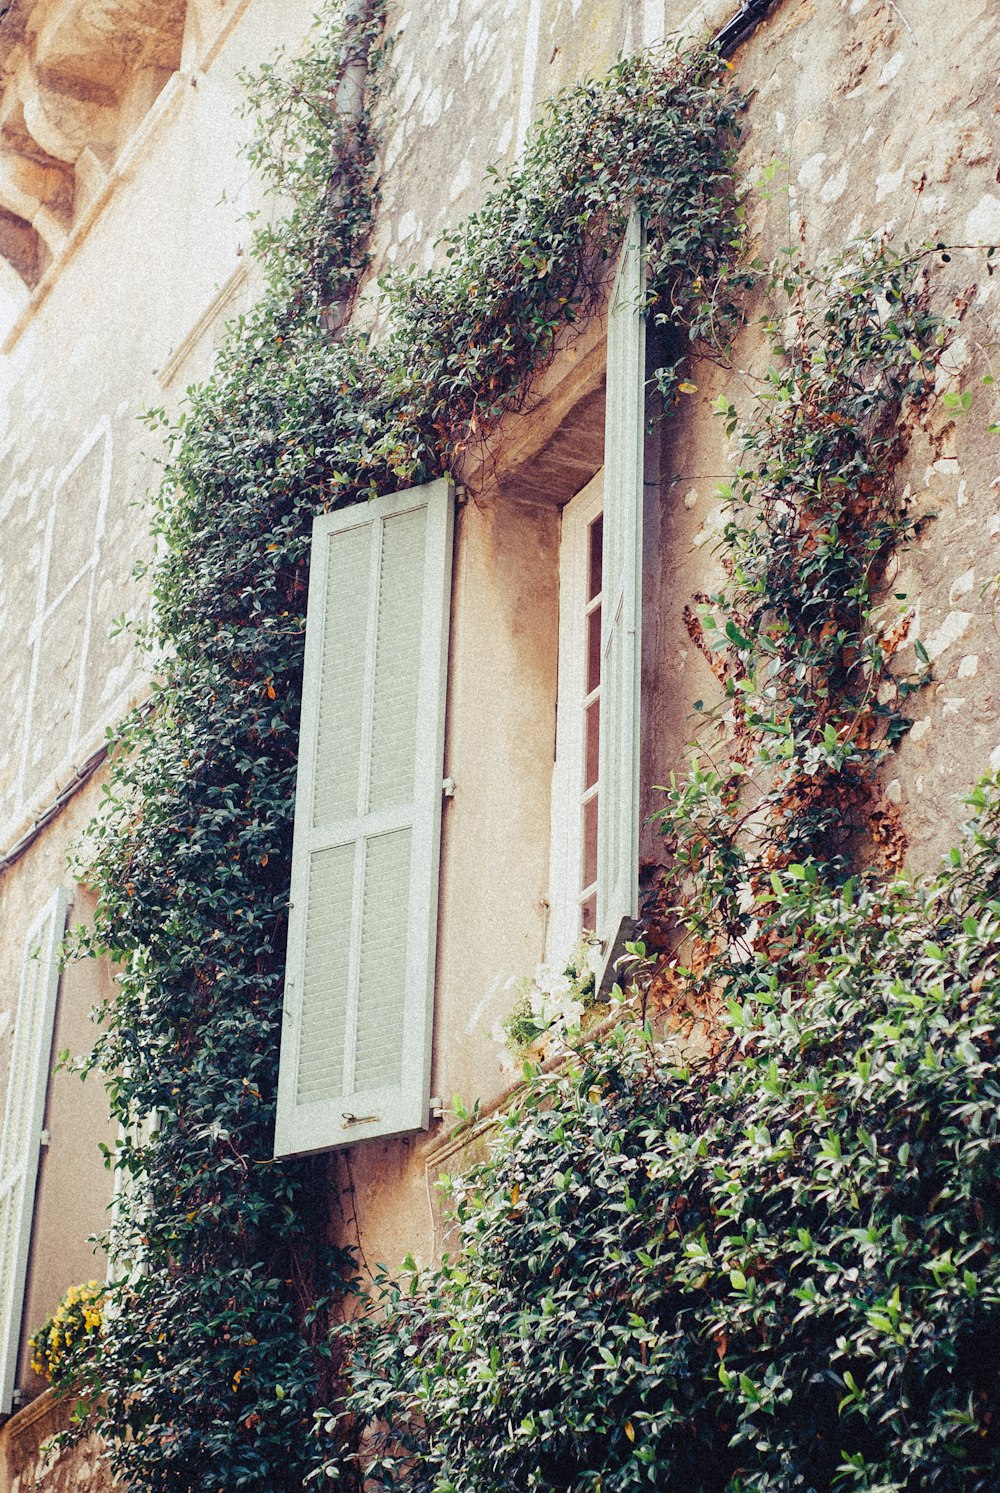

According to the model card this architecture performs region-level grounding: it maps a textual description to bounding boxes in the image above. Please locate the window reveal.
[581,508,603,932]
[550,471,604,958]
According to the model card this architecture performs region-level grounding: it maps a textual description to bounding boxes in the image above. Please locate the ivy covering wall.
[61,6,754,1490]
[48,0,999,1488]
[330,245,1000,1491]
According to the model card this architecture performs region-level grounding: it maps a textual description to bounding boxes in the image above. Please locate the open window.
[549,212,645,980]
[273,213,646,1157]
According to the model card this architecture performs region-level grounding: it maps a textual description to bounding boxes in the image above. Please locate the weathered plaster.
[0,1,999,1478]
[0,0,322,1447]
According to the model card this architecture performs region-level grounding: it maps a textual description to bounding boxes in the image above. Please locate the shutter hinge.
[39,1129,50,1148]
[429,1095,444,1121]
[442,777,456,799]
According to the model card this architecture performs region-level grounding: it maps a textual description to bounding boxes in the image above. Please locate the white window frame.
[547,209,646,984]
[548,470,604,965]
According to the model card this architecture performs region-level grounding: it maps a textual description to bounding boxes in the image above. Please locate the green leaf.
[725,619,754,651]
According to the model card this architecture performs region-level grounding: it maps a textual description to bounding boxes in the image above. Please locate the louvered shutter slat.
[367,506,427,813]
[0,887,67,1415]
[597,210,645,953]
[312,524,371,829]
[296,842,356,1104]
[354,827,411,1091]
[275,479,453,1158]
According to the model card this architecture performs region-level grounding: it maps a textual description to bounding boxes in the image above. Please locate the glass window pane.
[582,794,598,891]
[584,699,599,791]
[581,893,596,934]
[587,605,601,695]
[588,514,603,601]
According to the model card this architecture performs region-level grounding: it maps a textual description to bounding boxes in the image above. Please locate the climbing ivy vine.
[329,244,1000,1491]
[59,6,752,1490]
[56,0,1000,1480]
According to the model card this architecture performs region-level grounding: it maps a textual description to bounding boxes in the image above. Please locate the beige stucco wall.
[16,883,118,1391]
[0,0,998,1483]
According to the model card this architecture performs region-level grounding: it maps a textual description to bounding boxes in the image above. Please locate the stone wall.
[0,0,313,852]
[0,1392,111,1493]
[328,0,1000,1277]
[0,0,997,1485]
[659,0,1000,871]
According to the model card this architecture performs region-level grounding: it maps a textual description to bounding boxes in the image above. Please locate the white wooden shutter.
[596,211,646,956]
[274,479,454,1158]
[0,886,67,1415]
[106,1104,161,1287]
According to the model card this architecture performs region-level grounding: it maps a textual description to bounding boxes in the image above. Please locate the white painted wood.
[275,479,454,1157]
[597,210,646,949]
[548,471,604,964]
[106,1103,161,1287]
[0,886,67,1415]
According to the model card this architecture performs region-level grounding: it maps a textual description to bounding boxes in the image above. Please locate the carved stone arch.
[21,76,119,164]
[0,201,39,283]
[32,0,187,109]
[0,95,74,200]
[0,0,189,284]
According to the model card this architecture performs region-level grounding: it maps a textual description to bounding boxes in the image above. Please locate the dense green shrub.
[333,793,1000,1491]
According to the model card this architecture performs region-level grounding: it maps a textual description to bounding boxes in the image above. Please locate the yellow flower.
[28,1281,105,1383]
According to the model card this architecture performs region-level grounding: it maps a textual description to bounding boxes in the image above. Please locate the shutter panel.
[0,886,67,1415]
[107,1103,161,1286]
[274,479,454,1158]
[597,210,646,955]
